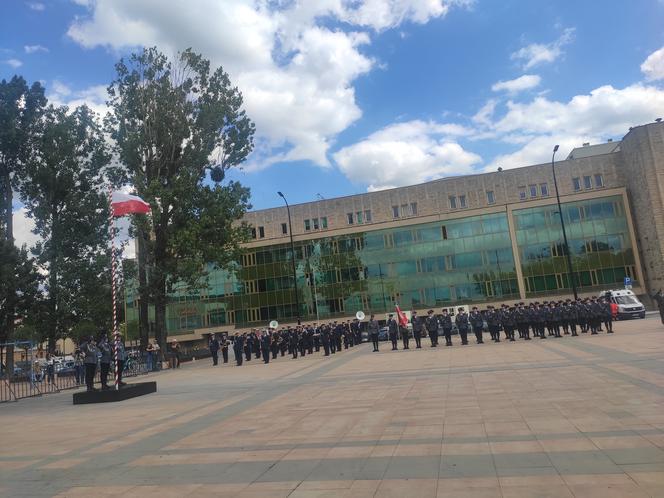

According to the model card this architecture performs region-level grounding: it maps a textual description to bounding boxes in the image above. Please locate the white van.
[602,289,646,320]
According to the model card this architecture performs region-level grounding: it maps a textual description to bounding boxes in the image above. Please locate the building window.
[321,217,328,229]
[251,227,257,239]
[281,223,288,235]
[364,210,372,222]
[410,202,418,215]
[572,178,581,191]
[486,191,495,205]
[529,185,537,198]
[540,183,549,196]
[356,211,363,224]
[401,203,409,216]
[449,196,457,209]
[258,226,265,238]
[347,212,354,225]
[518,186,526,200]
[392,205,400,218]
[459,195,467,208]
[312,218,319,230]
[594,174,604,188]
[441,225,448,240]
[583,176,592,189]
[304,219,311,231]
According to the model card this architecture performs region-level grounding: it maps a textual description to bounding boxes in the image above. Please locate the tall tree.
[106,47,254,352]
[20,104,112,351]
[0,76,46,351]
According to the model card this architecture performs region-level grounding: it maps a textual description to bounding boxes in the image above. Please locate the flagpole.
[108,188,120,391]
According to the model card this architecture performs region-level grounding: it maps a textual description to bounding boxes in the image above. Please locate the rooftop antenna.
[316,193,325,200]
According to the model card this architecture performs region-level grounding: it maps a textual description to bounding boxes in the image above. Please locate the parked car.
[378,327,389,341]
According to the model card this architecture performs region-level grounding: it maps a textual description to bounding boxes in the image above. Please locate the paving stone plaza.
[2,317,664,498]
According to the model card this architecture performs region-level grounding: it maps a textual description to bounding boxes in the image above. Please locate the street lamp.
[277,192,301,324]
[551,145,578,300]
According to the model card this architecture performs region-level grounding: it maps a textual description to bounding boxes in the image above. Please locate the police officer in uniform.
[425,310,439,347]
[440,309,453,346]
[368,314,380,352]
[470,306,484,344]
[486,305,500,342]
[411,310,423,348]
[388,314,399,350]
[455,307,470,345]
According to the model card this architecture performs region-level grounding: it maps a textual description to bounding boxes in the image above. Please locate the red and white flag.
[111,192,151,217]
[395,305,409,327]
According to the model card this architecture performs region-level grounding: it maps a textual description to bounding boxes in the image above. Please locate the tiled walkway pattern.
[1,318,664,497]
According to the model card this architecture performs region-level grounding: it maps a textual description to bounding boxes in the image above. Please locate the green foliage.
[0,240,41,343]
[20,104,113,349]
[0,76,46,347]
[106,47,255,348]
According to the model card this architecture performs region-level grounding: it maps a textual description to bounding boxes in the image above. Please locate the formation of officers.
[207,320,365,366]
[206,296,615,366]
[400,296,614,350]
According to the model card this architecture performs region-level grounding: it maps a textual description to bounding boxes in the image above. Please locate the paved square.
[2,317,664,497]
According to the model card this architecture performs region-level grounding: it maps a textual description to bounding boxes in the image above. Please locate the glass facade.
[514,195,636,297]
[124,194,638,335]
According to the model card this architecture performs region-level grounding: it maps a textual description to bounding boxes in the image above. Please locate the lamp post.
[278,192,301,324]
[551,145,578,300]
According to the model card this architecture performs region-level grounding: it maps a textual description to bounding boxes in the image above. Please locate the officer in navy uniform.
[425,310,439,347]
[368,314,380,352]
[534,302,546,339]
[470,306,484,344]
[568,300,579,336]
[440,309,453,346]
[400,319,410,349]
[486,306,500,342]
[502,306,516,341]
[261,332,271,363]
[411,310,423,348]
[322,325,331,356]
[387,314,399,350]
[455,307,470,345]
[516,302,530,340]
[601,297,613,333]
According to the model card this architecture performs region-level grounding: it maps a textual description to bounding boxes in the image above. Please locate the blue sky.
[3,0,664,227]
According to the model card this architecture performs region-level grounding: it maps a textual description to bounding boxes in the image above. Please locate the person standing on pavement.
[455,307,470,345]
[411,310,423,349]
[368,314,380,352]
[80,335,98,392]
[425,310,439,347]
[387,314,399,350]
[98,335,112,390]
[209,334,220,366]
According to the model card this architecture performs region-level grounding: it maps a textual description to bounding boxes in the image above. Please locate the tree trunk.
[137,231,149,350]
[153,219,168,359]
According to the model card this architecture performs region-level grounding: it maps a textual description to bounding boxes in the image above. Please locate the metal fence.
[0,342,153,403]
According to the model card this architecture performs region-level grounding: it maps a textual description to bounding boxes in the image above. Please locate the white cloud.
[333,120,482,190]
[511,27,575,70]
[482,83,664,170]
[26,2,45,11]
[65,0,469,170]
[47,81,109,118]
[491,74,540,93]
[24,44,49,54]
[4,58,23,68]
[641,46,664,81]
[472,99,497,126]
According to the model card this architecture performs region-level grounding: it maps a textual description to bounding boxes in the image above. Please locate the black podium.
[73,382,157,405]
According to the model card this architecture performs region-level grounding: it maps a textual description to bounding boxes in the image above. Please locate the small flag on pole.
[395,304,409,327]
[111,192,151,217]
